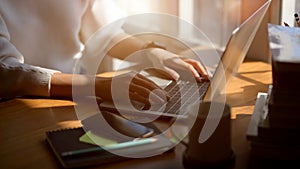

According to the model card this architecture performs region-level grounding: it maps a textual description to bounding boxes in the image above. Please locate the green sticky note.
[169,137,177,143]
[79,131,117,146]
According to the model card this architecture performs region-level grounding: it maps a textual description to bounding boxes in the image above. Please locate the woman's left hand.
[146,48,210,82]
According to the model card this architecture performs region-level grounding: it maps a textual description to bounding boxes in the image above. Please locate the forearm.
[107,33,145,60]
[50,73,94,99]
[49,73,73,98]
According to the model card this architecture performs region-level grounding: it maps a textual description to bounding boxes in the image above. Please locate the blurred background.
[102,0,296,71]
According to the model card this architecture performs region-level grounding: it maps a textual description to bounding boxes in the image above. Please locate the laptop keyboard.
[150,80,210,115]
[100,79,210,118]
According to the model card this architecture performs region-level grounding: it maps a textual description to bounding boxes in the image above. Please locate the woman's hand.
[146,48,210,82]
[95,71,169,107]
[50,72,169,107]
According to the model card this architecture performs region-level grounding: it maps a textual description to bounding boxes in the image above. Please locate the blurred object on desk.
[246,24,300,162]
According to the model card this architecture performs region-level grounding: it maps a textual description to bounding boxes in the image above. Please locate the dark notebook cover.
[46,127,126,169]
[46,113,175,169]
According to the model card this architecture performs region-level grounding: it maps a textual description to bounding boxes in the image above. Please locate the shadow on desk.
[248,158,300,169]
[0,98,83,169]
[227,85,267,108]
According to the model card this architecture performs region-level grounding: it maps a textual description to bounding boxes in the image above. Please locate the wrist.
[142,41,166,50]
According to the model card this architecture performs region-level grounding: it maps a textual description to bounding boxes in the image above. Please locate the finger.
[159,66,180,81]
[135,73,161,89]
[129,91,150,107]
[163,57,200,81]
[129,91,166,111]
[183,59,209,80]
[188,59,209,79]
[133,74,170,99]
[186,64,202,82]
[170,58,201,81]
[130,83,167,104]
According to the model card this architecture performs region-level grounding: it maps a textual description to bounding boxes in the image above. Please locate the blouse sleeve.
[0,15,59,98]
[80,0,127,43]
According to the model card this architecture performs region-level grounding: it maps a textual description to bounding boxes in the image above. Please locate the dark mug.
[183,101,235,169]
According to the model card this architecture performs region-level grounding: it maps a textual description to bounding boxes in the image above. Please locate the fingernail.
[173,74,180,81]
[152,89,168,102]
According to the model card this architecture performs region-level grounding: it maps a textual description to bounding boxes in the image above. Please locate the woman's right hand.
[50,72,169,108]
[95,71,169,107]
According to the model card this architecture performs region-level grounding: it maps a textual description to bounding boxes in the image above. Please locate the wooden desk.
[0,60,272,169]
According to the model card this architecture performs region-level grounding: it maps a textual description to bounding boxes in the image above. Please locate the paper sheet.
[79,131,117,146]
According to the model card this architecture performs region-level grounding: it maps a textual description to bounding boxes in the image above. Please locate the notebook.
[46,113,174,168]
[100,0,271,119]
[46,127,125,169]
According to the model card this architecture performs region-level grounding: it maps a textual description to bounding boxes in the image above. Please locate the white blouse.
[0,0,125,98]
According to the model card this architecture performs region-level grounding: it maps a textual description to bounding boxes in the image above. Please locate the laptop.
[99,0,271,119]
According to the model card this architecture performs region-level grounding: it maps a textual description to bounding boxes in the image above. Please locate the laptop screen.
[203,0,271,101]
